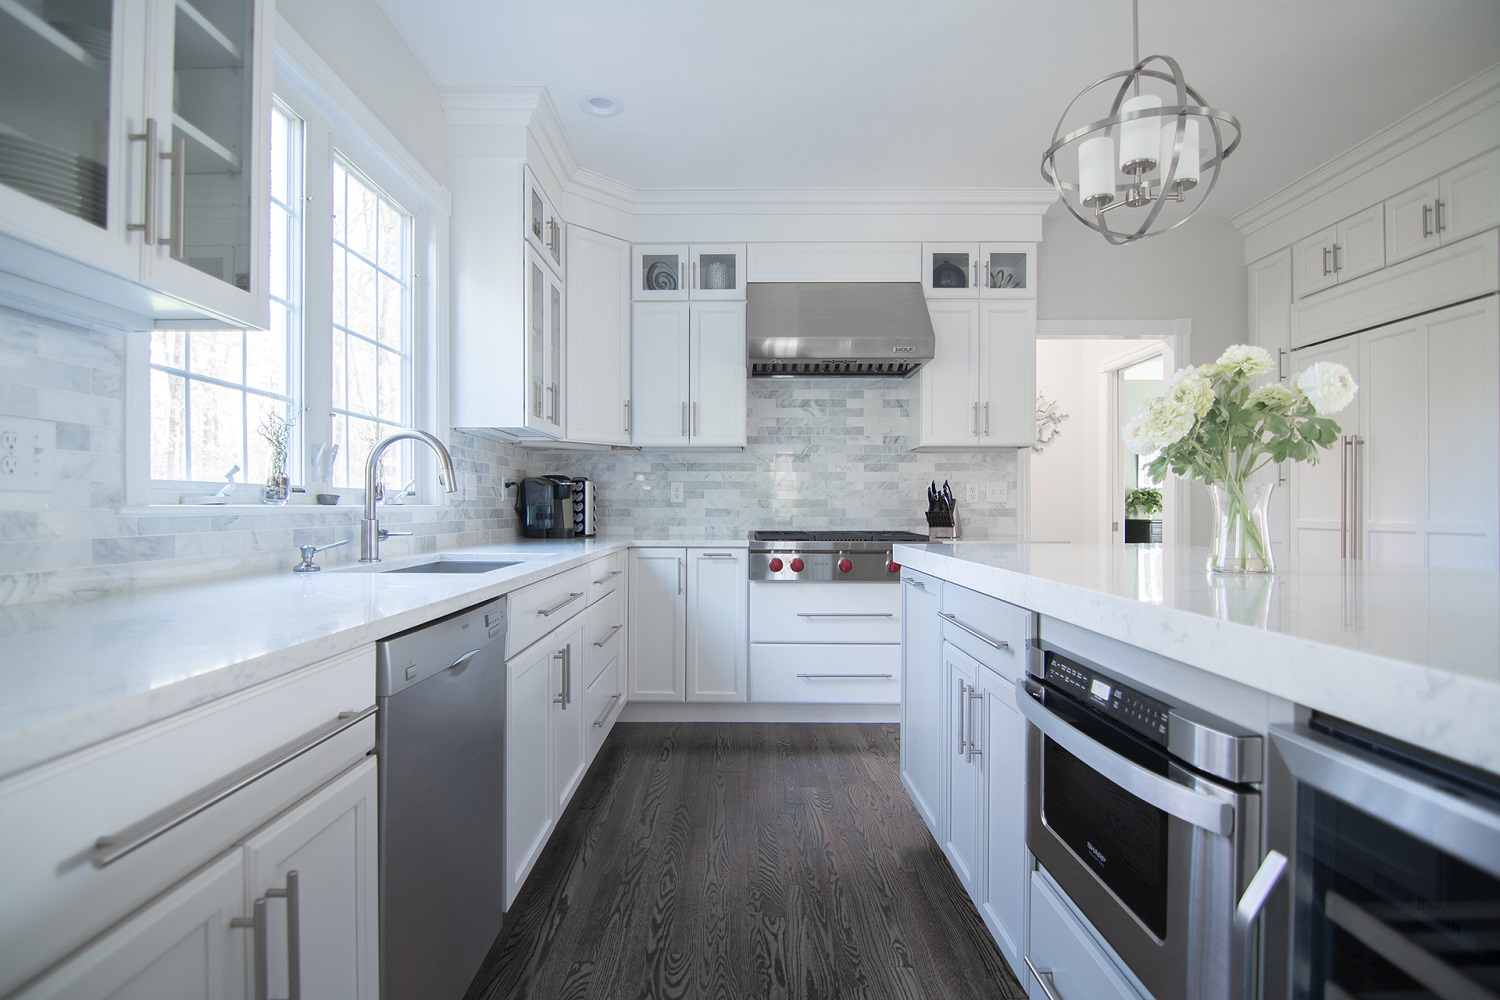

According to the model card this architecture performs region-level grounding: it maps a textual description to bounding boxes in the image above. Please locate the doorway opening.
[1024,320,1190,549]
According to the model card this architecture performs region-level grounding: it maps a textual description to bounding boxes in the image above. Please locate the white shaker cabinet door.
[920,301,982,446]
[899,571,946,840]
[690,301,748,447]
[686,548,748,702]
[240,759,379,1000]
[566,226,632,445]
[551,619,590,814]
[943,641,984,898]
[979,668,1028,975]
[505,640,556,907]
[627,548,688,702]
[1289,337,1361,569]
[13,853,248,1000]
[979,301,1037,447]
[631,302,691,446]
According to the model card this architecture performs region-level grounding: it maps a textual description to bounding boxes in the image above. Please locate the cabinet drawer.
[585,649,625,761]
[941,585,1033,681]
[1028,871,1146,1000]
[0,646,375,997]
[749,582,901,643]
[509,564,590,656]
[586,550,625,604]
[749,644,901,703]
[583,589,625,687]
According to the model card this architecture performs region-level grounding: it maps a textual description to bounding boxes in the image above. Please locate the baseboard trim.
[617,702,900,724]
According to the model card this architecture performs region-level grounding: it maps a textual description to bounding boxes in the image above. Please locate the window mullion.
[300,114,337,488]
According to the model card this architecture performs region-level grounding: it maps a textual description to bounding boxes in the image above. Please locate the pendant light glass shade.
[1039,2,1241,245]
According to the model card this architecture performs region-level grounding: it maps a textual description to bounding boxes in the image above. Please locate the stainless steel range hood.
[746,282,936,377]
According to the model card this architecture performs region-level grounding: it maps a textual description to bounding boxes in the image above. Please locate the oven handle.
[1231,850,1287,1000]
[1015,678,1234,835]
[1270,725,1500,880]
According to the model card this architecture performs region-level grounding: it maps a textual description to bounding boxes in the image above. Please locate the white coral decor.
[1296,361,1359,415]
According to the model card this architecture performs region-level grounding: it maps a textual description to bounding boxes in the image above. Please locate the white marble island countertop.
[0,539,643,781]
[894,542,1500,775]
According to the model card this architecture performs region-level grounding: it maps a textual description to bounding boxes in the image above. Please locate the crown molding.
[1232,62,1500,238]
[631,186,1057,216]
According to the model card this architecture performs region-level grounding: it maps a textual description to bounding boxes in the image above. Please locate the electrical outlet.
[964,482,980,504]
[988,481,1011,505]
[670,481,684,503]
[0,417,55,492]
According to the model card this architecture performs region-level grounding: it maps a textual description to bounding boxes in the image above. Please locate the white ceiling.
[374,0,1500,217]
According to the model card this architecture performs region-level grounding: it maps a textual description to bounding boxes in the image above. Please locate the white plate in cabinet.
[508,564,589,657]
[0,645,375,997]
[748,644,901,704]
[748,582,900,643]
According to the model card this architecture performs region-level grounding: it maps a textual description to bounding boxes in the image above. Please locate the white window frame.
[124,16,451,509]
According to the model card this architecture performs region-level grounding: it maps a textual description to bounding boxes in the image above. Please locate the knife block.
[925,504,959,540]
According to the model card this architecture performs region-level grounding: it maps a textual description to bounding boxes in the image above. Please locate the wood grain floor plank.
[468,722,1026,1000]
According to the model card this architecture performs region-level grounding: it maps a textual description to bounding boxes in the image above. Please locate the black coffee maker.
[516,476,576,538]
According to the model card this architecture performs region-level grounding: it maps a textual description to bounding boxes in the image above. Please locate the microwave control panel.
[1044,650,1171,745]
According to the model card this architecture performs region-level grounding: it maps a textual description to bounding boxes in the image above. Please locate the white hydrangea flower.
[1296,362,1358,414]
[1164,368,1215,418]
[1217,344,1274,380]
[1122,413,1154,454]
[1247,383,1295,409]
[1143,398,1196,448]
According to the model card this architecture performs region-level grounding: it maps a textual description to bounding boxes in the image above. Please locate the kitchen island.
[894,541,1500,775]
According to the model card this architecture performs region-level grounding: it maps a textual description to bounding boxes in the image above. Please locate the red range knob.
[789,557,805,573]
[768,557,784,572]
[886,560,901,573]
[838,558,853,573]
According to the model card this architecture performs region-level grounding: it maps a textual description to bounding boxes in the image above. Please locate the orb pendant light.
[1040,0,1242,245]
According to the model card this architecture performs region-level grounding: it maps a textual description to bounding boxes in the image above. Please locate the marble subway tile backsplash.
[534,380,1021,540]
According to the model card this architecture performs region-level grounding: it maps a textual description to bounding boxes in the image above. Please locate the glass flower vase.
[263,472,289,505]
[1207,480,1275,574]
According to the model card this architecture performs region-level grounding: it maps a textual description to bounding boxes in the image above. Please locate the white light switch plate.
[0,417,56,492]
[987,481,1011,505]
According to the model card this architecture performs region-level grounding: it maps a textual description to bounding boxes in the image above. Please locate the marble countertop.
[894,542,1500,774]
[0,539,643,780]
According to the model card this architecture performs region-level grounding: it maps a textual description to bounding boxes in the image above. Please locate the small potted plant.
[1124,487,1163,543]
[258,409,295,505]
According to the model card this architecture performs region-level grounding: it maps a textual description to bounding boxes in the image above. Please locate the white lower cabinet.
[551,619,589,814]
[978,665,1028,973]
[1028,871,1146,1000]
[627,547,747,703]
[899,570,945,839]
[943,641,984,892]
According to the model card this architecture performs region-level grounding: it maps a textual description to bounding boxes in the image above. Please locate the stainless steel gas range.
[746,530,927,705]
[748,530,928,583]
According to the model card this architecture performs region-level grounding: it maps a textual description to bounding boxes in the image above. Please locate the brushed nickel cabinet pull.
[939,612,1008,650]
[127,118,159,245]
[1434,198,1446,234]
[594,693,621,728]
[796,673,894,679]
[1422,203,1433,239]
[162,136,186,258]
[537,592,583,617]
[594,623,624,647]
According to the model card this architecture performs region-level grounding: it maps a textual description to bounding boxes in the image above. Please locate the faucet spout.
[360,429,459,562]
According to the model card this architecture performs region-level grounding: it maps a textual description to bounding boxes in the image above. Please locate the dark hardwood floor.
[468,722,1027,1000]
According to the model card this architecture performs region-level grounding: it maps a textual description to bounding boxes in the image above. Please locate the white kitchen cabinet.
[632,243,745,301]
[899,570,945,839]
[1028,872,1147,1000]
[583,594,626,761]
[524,166,565,276]
[686,549,749,702]
[922,243,1035,298]
[566,226,632,445]
[505,636,555,906]
[550,618,589,814]
[943,640,984,894]
[13,853,249,1000]
[1290,296,1499,571]
[240,758,379,1000]
[630,300,747,448]
[1247,248,1294,551]
[1292,204,1385,298]
[627,547,747,703]
[918,300,1036,448]
[1384,149,1500,266]
[0,0,272,329]
[525,244,567,438]
[977,660,1028,974]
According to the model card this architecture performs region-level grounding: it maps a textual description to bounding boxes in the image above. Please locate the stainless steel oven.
[1018,639,1287,1000]
[1270,718,1500,1000]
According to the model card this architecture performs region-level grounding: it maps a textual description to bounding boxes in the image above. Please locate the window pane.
[270,105,289,205]
[345,171,377,261]
[331,249,346,328]
[377,272,402,348]
[377,200,402,275]
[346,333,378,417]
[150,369,187,481]
[186,381,245,483]
[187,329,244,383]
[151,330,186,369]
[345,255,377,339]
[332,331,347,410]
[377,345,403,421]
[247,306,289,396]
[269,203,290,302]
[338,415,380,489]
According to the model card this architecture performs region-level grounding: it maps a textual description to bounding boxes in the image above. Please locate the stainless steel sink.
[383,559,522,575]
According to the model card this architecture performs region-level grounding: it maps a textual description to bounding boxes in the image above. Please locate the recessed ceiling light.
[578,94,622,118]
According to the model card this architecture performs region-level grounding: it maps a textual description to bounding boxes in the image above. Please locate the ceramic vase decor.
[1207,480,1274,574]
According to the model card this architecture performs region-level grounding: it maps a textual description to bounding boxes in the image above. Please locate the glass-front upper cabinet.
[0,0,270,330]
[524,244,564,438]
[524,166,564,277]
[632,244,745,302]
[922,243,1036,299]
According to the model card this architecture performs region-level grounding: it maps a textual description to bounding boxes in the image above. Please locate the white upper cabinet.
[629,299,746,448]
[1292,204,1385,298]
[632,243,746,301]
[525,244,566,438]
[1386,149,1500,266]
[0,0,271,329]
[524,166,564,276]
[566,226,631,445]
[918,300,1036,448]
[922,243,1035,298]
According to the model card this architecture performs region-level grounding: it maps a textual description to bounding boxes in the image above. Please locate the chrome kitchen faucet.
[360,429,458,562]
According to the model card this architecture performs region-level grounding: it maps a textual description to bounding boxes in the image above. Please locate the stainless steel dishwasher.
[377,597,506,1000]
